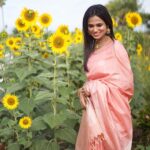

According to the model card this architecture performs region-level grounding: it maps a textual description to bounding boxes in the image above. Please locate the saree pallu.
[75,40,134,150]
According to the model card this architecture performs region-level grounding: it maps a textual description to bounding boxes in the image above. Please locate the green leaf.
[0,106,5,112]
[8,120,17,126]
[7,143,20,150]
[60,109,80,120]
[57,64,67,69]
[56,97,68,105]
[31,117,47,131]
[57,80,68,87]
[68,70,80,77]
[146,146,150,150]
[10,56,27,64]
[34,91,52,104]
[25,52,39,59]
[59,87,72,97]
[0,128,13,137]
[35,76,52,89]
[48,141,60,150]
[18,137,32,148]
[43,112,67,129]
[38,72,54,78]
[6,83,25,93]
[55,128,76,144]
[15,67,37,81]
[19,99,35,115]
[31,139,60,150]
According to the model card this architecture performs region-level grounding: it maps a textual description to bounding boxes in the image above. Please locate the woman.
[75,4,134,150]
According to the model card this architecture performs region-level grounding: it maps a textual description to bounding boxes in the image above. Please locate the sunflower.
[115,32,123,41]
[66,34,73,46]
[47,32,68,54]
[74,34,83,44]
[6,37,15,48]
[15,18,29,31]
[125,12,132,21]
[15,37,23,47]
[39,13,52,27]
[2,94,19,110]
[0,51,4,59]
[11,45,21,56]
[112,17,118,28]
[0,30,8,39]
[19,116,32,129]
[0,44,4,53]
[148,65,150,71]
[21,8,38,25]
[34,32,43,38]
[42,52,49,58]
[125,12,142,28]
[39,42,47,50]
[136,43,142,56]
[56,25,70,35]
[31,24,41,34]
[73,28,83,44]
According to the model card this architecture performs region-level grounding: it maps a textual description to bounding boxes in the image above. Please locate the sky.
[0,0,150,33]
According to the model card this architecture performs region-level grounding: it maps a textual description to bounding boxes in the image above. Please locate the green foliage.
[0,29,84,149]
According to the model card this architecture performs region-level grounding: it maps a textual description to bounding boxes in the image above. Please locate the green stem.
[13,111,19,141]
[65,55,70,87]
[29,87,32,98]
[52,54,57,115]
[26,129,31,143]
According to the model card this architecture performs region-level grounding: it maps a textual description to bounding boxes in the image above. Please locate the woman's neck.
[94,36,112,50]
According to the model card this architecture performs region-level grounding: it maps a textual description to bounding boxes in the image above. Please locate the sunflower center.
[23,119,29,125]
[9,40,14,45]
[131,16,138,25]
[54,37,64,48]
[13,47,19,51]
[61,28,69,35]
[43,53,49,58]
[32,26,38,32]
[16,40,21,46]
[18,20,25,27]
[77,37,81,40]
[25,10,36,21]
[0,47,3,51]
[7,98,15,105]
[42,16,49,24]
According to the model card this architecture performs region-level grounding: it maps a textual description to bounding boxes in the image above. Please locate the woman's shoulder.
[114,40,128,54]
[114,40,125,49]
[114,40,128,58]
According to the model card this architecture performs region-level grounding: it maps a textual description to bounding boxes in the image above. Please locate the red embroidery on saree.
[89,133,105,149]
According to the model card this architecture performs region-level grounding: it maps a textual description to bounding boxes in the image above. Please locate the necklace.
[94,42,105,49]
[94,38,112,50]
[95,43,101,49]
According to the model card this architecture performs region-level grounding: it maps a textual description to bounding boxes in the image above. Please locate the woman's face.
[88,15,108,40]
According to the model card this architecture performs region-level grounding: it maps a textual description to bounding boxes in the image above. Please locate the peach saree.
[75,40,134,150]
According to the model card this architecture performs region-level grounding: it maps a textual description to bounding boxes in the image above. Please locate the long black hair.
[83,4,115,72]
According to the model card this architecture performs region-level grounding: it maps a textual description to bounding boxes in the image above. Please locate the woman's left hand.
[80,87,91,98]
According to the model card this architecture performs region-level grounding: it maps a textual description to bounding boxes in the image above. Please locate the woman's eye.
[97,24,102,27]
[88,25,93,28]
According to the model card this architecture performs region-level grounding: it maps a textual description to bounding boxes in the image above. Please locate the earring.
[106,29,110,34]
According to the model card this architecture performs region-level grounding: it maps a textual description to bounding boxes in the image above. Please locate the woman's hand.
[77,87,91,109]
[78,87,91,97]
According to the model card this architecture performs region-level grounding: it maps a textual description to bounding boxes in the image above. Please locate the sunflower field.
[0,0,150,150]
